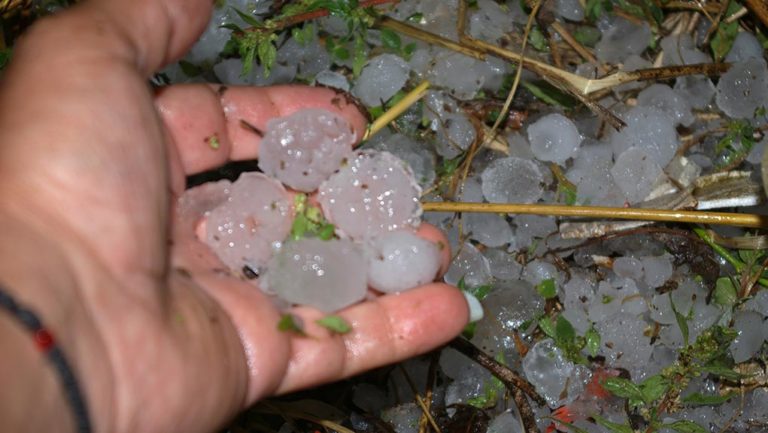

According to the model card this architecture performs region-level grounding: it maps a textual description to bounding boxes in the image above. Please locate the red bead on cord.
[34,328,55,352]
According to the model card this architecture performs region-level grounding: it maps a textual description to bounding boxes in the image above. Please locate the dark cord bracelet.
[0,286,92,433]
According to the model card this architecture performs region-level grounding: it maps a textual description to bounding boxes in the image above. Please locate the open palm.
[0,1,468,432]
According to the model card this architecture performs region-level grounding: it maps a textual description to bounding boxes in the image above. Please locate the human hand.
[0,1,469,432]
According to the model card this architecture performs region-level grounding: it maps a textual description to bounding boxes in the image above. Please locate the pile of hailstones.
[197,109,443,313]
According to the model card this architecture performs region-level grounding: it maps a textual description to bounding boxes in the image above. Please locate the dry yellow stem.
[363,80,430,140]
[421,201,768,229]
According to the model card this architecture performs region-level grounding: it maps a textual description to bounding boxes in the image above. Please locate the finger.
[155,84,368,175]
[86,0,214,74]
[275,283,469,395]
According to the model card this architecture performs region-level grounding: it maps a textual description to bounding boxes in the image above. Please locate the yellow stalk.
[362,80,430,140]
[421,201,768,229]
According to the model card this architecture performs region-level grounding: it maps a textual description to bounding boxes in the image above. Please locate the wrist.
[0,211,115,433]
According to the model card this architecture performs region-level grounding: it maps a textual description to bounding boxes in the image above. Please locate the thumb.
[83,0,213,74]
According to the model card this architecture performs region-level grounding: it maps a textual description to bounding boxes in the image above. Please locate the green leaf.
[231,7,263,27]
[713,277,738,306]
[380,27,402,51]
[602,377,645,402]
[257,36,278,77]
[701,365,753,381]
[585,0,612,21]
[277,313,306,335]
[220,22,244,32]
[520,80,578,108]
[572,26,601,47]
[403,42,417,60]
[467,374,504,408]
[406,12,424,23]
[316,315,352,334]
[555,315,576,346]
[585,326,600,357]
[536,278,557,299]
[639,374,669,403]
[539,316,556,339]
[592,415,633,433]
[665,420,708,433]
[467,284,493,301]
[682,392,735,405]
[240,38,258,77]
[669,293,690,347]
[317,223,336,240]
[710,1,741,61]
[528,26,548,51]
[178,60,202,78]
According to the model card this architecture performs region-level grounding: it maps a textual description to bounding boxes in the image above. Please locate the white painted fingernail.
[463,291,484,322]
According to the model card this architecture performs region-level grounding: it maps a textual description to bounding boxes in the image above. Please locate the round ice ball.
[609,106,678,167]
[205,172,294,271]
[716,57,768,119]
[258,109,356,192]
[610,147,663,204]
[352,54,410,107]
[318,150,422,240]
[527,113,583,164]
[481,157,545,204]
[262,238,367,312]
[367,230,441,293]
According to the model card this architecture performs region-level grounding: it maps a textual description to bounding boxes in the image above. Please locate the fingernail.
[462,291,484,322]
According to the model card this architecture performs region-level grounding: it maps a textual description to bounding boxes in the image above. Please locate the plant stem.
[363,80,430,140]
[422,202,768,229]
[693,227,745,272]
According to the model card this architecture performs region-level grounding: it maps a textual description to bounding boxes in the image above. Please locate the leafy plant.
[538,314,593,364]
[711,0,742,62]
[290,194,336,241]
[714,118,756,169]
[600,325,741,432]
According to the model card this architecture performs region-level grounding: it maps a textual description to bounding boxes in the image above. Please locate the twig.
[550,22,600,66]
[449,338,543,433]
[449,338,545,405]
[363,81,430,140]
[422,201,768,229]
[744,0,768,27]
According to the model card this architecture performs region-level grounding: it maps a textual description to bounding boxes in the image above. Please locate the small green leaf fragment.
[179,60,203,78]
[278,313,306,335]
[573,26,601,47]
[380,27,402,51]
[528,26,548,51]
[206,134,221,150]
[539,316,556,339]
[316,315,352,334]
[231,7,263,27]
[713,277,738,306]
[257,36,278,77]
[317,223,336,240]
[555,315,576,345]
[665,420,708,433]
[536,278,557,299]
[585,326,600,357]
